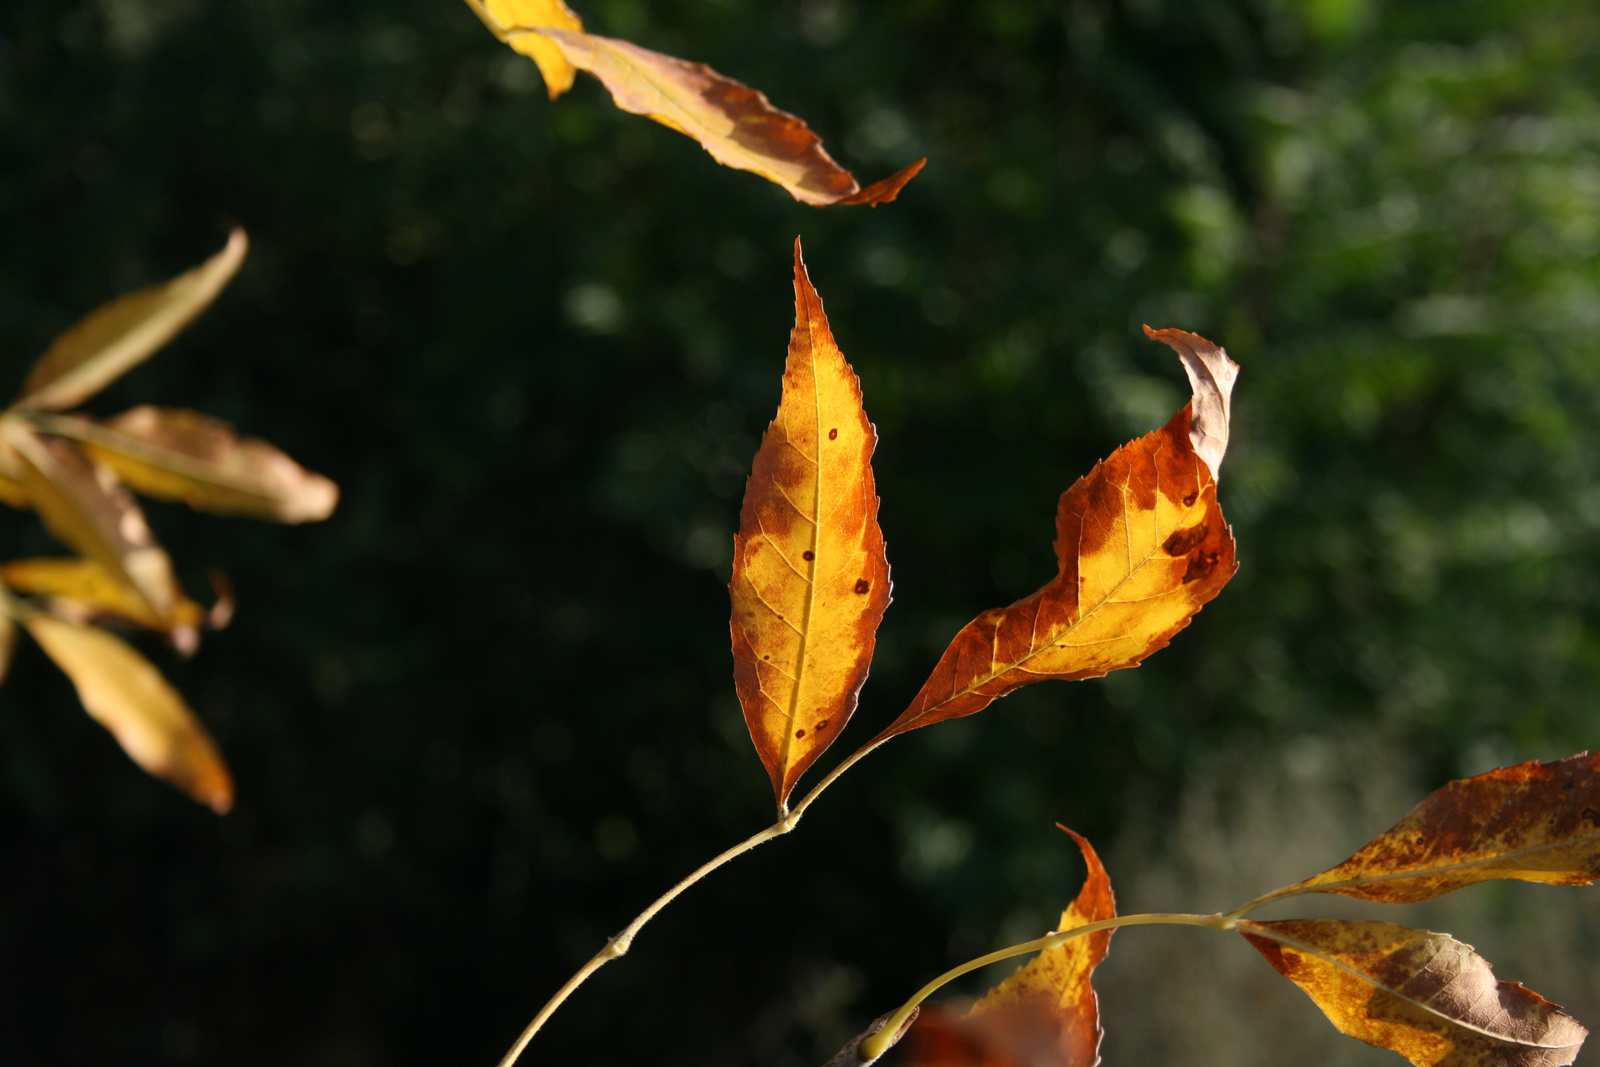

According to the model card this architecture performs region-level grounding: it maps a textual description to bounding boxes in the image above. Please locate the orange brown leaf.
[25,614,233,812]
[730,241,891,808]
[1275,751,1600,905]
[1239,919,1587,1067]
[967,828,1116,1067]
[878,329,1238,741]
[500,26,924,206]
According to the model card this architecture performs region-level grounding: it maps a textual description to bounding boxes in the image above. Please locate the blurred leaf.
[1274,752,1600,904]
[0,557,207,651]
[24,613,233,812]
[1239,919,1587,1067]
[2,422,179,622]
[878,329,1239,741]
[0,610,15,686]
[38,407,338,523]
[479,0,583,98]
[730,242,891,808]
[823,1009,921,1067]
[13,228,247,413]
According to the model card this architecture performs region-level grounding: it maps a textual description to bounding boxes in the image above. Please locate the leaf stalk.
[857,912,1231,1062]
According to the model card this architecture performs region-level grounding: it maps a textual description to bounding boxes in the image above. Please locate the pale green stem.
[857,912,1234,1062]
[494,734,894,1067]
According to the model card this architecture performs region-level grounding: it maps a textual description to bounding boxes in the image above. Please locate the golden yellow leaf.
[1240,919,1586,1067]
[878,328,1239,741]
[37,408,338,523]
[505,27,924,206]
[479,0,583,98]
[1272,752,1600,905]
[0,557,206,644]
[730,241,891,808]
[0,467,28,509]
[2,422,179,623]
[25,614,233,812]
[14,228,247,413]
[968,828,1116,1067]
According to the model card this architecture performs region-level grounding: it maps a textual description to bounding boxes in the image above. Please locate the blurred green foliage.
[2,0,1599,1063]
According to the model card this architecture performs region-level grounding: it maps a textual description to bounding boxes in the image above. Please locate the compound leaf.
[1239,919,1586,1067]
[25,613,233,812]
[14,228,247,413]
[879,327,1238,741]
[1275,752,1600,905]
[41,407,338,524]
[730,241,890,808]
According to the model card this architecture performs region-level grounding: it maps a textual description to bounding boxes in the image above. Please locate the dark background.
[2,0,1600,1064]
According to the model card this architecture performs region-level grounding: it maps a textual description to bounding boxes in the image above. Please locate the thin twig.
[494,734,894,1067]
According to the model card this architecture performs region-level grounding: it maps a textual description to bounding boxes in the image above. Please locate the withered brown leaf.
[1240,919,1586,1067]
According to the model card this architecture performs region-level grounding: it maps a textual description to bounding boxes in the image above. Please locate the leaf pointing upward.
[14,228,247,413]
[1240,919,1586,1067]
[1273,752,1600,905]
[877,328,1239,742]
[730,240,891,809]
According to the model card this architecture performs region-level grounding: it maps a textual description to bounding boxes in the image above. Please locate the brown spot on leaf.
[1162,523,1209,557]
[794,729,806,738]
[828,428,838,440]
[815,720,829,730]
[1584,808,1600,827]
[1183,551,1220,584]
[802,550,815,561]
[854,579,870,594]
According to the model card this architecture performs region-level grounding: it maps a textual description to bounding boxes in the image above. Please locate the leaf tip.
[838,158,927,206]
[1142,325,1239,477]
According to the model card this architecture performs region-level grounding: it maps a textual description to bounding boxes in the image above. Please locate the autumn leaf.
[893,828,1118,1067]
[477,0,583,98]
[1239,919,1587,1067]
[13,228,247,413]
[877,327,1239,741]
[966,828,1116,1067]
[24,613,233,812]
[2,422,180,623]
[0,557,209,650]
[34,408,338,524]
[730,240,891,808]
[465,1,924,206]
[1264,752,1600,906]
[0,610,15,686]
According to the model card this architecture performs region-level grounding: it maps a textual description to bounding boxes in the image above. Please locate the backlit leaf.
[1275,752,1600,904]
[478,0,583,98]
[896,828,1117,1067]
[25,614,233,812]
[14,228,247,412]
[500,26,924,206]
[3,422,179,622]
[878,328,1238,741]
[730,241,891,808]
[967,828,1116,1067]
[39,407,339,523]
[1239,919,1586,1067]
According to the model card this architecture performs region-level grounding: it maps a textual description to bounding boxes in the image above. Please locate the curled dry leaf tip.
[877,327,1239,741]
